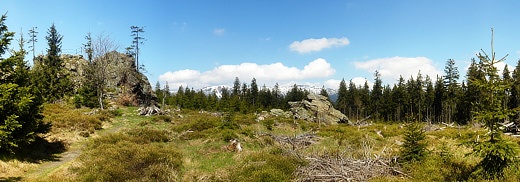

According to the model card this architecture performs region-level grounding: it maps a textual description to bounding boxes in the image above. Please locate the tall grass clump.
[74,127,181,181]
[42,104,103,133]
[229,148,306,182]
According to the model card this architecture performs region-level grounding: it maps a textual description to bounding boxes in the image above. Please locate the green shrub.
[221,129,238,142]
[230,151,306,182]
[171,116,218,132]
[403,154,472,182]
[221,112,240,130]
[75,127,182,181]
[150,115,173,122]
[100,109,122,117]
[186,118,220,131]
[240,127,255,138]
[76,141,182,182]
[43,105,103,133]
[262,119,275,130]
[125,127,171,143]
[89,128,170,147]
[179,131,207,140]
[234,114,257,125]
[298,120,318,132]
[471,135,519,179]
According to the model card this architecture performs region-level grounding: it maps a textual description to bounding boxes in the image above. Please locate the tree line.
[156,52,520,125]
[155,77,315,113]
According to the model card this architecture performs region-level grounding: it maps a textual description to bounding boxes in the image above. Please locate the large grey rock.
[289,93,350,125]
[270,108,293,118]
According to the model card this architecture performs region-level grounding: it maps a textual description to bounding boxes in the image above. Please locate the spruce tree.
[335,79,348,115]
[319,85,329,99]
[27,26,37,62]
[433,76,445,123]
[381,85,394,121]
[0,13,48,152]
[444,59,460,124]
[250,78,259,109]
[424,76,435,122]
[509,59,520,121]
[347,80,358,119]
[272,83,282,108]
[32,23,71,102]
[392,76,407,121]
[371,70,383,120]
[471,30,518,179]
[359,80,370,118]
[76,32,98,108]
[130,26,145,72]
[232,77,241,97]
[399,122,428,163]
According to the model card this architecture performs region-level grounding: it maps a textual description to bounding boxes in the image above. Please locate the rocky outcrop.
[35,52,156,106]
[288,93,350,125]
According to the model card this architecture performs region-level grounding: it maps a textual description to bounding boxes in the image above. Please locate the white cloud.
[462,60,512,79]
[354,56,442,85]
[159,58,336,90]
[324,79,342,90]
[214,28,225,36]
[351,77,373,88]
[289,37,350,53]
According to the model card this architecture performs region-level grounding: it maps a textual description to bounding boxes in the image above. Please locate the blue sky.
[2,1,520,90]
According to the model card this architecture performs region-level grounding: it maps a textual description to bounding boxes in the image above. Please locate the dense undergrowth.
[3,104,520,181]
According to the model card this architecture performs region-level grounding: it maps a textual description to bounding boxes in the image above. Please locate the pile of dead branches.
[259,132,409,181]
[259,132,319,150]
[295,154,408,182]
[351,115,373,126]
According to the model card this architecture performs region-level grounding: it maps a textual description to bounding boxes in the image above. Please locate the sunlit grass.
[7,105,520,181]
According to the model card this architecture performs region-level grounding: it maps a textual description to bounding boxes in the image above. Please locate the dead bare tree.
[90,32,119,110]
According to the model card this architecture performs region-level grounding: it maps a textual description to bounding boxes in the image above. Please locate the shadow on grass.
[0,177,22,182]
[0,136,67,163]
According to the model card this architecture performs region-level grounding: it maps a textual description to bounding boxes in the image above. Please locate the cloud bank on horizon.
[160,61,445,93]
[159,58,336,90]
[159,36,450,91]
[354,56,443,84]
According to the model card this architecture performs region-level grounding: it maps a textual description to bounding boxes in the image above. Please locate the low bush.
[221,129,238,142]
[74,127,182,181]
[297,120,319,131]
[173,117,220,132]
[229,150,306,182]
[150,115,173,122]
[90,128,170,146]
[75,141,182,181]
[43,104,102,133]
[126,127,171,143]
[402,154,472,181]
[99,109,122,118]
[262,119,275,131]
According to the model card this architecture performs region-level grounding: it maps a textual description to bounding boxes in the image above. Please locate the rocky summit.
[36,52,156,106]
[288,93,350,125]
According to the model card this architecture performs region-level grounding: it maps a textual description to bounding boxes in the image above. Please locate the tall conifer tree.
[471,29,518,179]
[0,13,48,152]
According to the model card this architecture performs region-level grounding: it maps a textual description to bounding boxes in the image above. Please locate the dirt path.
[22,119,127,180]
